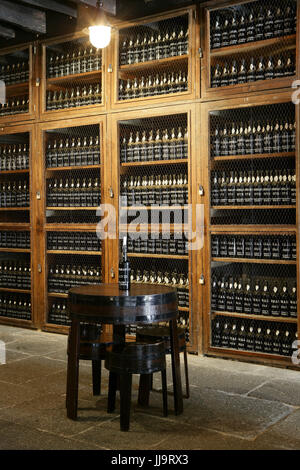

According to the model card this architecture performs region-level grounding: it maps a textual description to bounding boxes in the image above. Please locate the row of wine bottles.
[119,26,189,65]
[210,3,297,50]
[211,169,296,207]
[121,127,188,163]
[211,235,297,261]
[211,276,297,318]
[47,232,101,252]
[48,299,70,326]
[46,135,100,168]
[47,177,101,208]
[212,119,296,157]
[0,293,31,321]
[121,174,188,206]
[211,317,297,357]
[0,231,30,249]
[46,84,101,111]
[127,235,188,256]
[0,143,29,171]
[0,96,29,116]
[47,46,102,78]
[211,55,295,88]
[130,269,189,308]
[0,260,31,290]
[0,61,29,85]
[48,264,102,293]
[119,71,188,100]
[0,180,30,208]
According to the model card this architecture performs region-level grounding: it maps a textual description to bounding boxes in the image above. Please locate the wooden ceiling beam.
[0,24,15,39]
[0,0,46,34]
[74,0,116,16]
[17,0,77,18]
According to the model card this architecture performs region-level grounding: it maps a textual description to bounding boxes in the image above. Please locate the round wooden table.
[67,284,183,420]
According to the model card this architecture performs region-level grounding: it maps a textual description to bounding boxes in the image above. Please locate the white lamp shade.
[89,25,111,49]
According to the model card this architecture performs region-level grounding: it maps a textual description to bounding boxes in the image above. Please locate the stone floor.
[0,324,300,450]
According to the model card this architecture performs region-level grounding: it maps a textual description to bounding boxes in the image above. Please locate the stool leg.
[120,373,132,432]
[66,318,80,420]
[183,350,190,399]
[107,371,118,413]
[161,370,168,417]
[92,360,102,396]
[169,319,183,415]
[138,374,151,407]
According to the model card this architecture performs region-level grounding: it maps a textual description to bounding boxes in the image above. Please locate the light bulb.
[89,25,111,49]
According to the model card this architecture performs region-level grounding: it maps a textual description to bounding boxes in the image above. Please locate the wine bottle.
[119,236,131,291]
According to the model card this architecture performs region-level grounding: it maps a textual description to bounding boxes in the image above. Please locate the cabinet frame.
[0,42,38,126]
[109,103,200,352]
[200,0,300,102]
[39,32,108,122]
[0,123,37,329]
[200,88,299,367]
[36,115,107,333]
[110,6,197,111]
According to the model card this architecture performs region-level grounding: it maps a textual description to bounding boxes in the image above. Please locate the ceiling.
[0,0,197,48]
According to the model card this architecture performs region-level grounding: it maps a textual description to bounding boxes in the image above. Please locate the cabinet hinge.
[33,45,37,55]
[199,48,203,59]
[193,10,197,20]
[36,78,40,87]
[199,275,205,285]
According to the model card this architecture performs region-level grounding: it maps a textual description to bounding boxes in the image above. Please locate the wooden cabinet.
[0,2,298,367]
[200,89,299,366]
[0,44,37,125]
[110,7,197,110]
[0,123,36,329]
[200,0,300,101]
[39,33,107,121]
[36,116,107,332]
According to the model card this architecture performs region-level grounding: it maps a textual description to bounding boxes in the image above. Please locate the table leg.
[138,374,151,407]
[66,318,80,420]
[169,318,183,415]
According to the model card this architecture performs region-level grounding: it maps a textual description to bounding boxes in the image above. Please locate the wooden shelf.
[0,248,30,253]
[5,82,29,95]
[212,206,296,210]
[0,316,33,328]
[45,224,97,231]
[0,207,30,211]
[121,159,188,167]
[212,311,298,323]
[0,169,29,175]
[212,152,295,162]
[122,205,187,211]
[207,346,293,364]
[210,34,296,57]
[46,207,99,211]
[0,287,31,294]
[120,55,188,74]
[212,257,296,265]
[47,250,102,255]
[46,69,102,85]
[210,225,297,234]
[178,306,189,312]
[128,252,188,260]
[48,292,68,298]
[46,164,101,172]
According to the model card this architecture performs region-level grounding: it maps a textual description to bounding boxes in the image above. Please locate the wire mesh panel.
[118,111,191,340]
[0,48,30,118]
[117,13,190,102]
[207,0,298,95]
[211,316,297,357]
[0,292,31,321]
[207,98,297,359]
[45,124,101,225]
[44,36,103,113]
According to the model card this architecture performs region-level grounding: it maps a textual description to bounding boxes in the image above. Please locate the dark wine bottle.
[119,236,131,290]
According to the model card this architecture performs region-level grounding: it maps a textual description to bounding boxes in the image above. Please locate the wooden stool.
[136,326,190,399]
[105,342,168,431]
[66,323,113,413]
